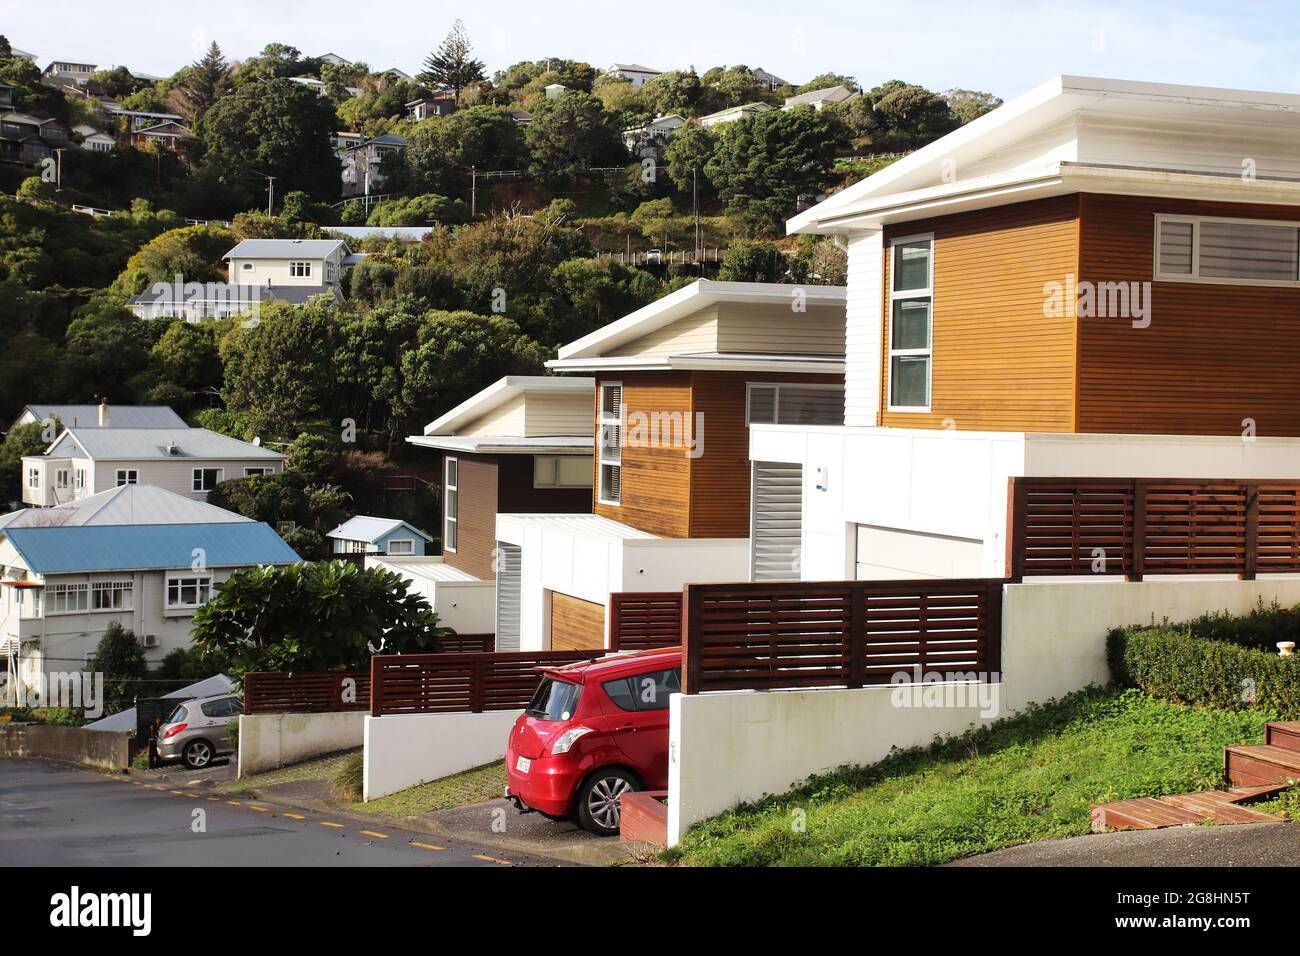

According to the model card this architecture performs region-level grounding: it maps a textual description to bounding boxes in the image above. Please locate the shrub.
[332,752,364,802]
[1108,624,1300,717]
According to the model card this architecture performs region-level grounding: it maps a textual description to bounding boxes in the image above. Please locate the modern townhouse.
[22,426,283,507]
[127,238,350,320]
[495,279,847,651]
[378,376,597,636]
[745,75,1300,584]
[0,484,300,689]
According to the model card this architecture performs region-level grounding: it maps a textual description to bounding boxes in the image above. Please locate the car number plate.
[515,756,531,773]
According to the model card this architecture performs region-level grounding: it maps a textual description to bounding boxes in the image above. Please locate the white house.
[697,102,772,128]
[607,63,662,87]
[783,84,858,111]
[623,114,686,153]
[751,75,1300,584]
[327,516,432,556]
[0,484,299,691]
[22,426,283,507]
[73,124,114,152]
[341,134,406,196]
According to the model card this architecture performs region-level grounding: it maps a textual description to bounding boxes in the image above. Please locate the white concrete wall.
[237,711,364,777]
[666,575,1300,844]
[363,710,521,800]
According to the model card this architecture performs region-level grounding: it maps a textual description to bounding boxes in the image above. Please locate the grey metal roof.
[49,427,283,461]
[327,515,432,543]
[17,404,187,430]
[0,485,252,528]
[783,85,857,108]
[223,239,348,259]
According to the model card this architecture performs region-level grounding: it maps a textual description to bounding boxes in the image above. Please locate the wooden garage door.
[550,593,606,651]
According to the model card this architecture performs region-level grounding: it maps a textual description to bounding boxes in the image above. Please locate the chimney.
[98,399,109,427]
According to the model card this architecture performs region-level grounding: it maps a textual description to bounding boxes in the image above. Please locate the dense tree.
[61,307,153,401]
[640,70,701,117]
[945,88,1003,125]
[796,73,858,94]
[717,239,789,283]
[134,320,222,412]
[109,223,235,296]
[548,258,659,343]
[191,561,449,675]
[663,122,718,200]
[524,91,626,182]
[87,623,149,713]
[704,107,850,234]
[0,417,58,505]
[418,19,486,98]
[866,80,960,149]
[174,42,230,120]
[403,106,526,194]
[366,193,468,227]
[195,77,340,202]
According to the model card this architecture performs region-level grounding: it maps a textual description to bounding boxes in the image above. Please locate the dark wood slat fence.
[1008,477,1300,580]
[437,633,495,653]
[608,592,683,651]
[370,650,597,716]
[680,579,1002,694]
[243,670,370,714]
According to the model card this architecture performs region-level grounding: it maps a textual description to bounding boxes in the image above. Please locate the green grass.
[218,749,359,793]
[352,760,507,818]
[665,688,1275,867]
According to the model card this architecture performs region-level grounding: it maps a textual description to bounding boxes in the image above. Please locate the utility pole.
[693,166,701,275]
[265,175,275,216]
[53,148,64,192]
[470,165,477,217]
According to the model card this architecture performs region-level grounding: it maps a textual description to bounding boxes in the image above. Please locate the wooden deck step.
[1091,797,1208,832]
[1159,793,1277,824]
[1265,721,1300,754]
[1225,783,1290,803]
[1225,744,1300,787]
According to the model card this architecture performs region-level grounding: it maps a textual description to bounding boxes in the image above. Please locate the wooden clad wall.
[878,194,1081,431]
[443,453,499,579]
[550,592,606,650]
[594,371,694,537]
[1077,193,1300,437]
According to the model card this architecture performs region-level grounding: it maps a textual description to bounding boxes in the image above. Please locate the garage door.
[549,592,606,651]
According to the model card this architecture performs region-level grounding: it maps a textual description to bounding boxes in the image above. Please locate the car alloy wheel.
[185,741,212,769]
[586,774,633,830]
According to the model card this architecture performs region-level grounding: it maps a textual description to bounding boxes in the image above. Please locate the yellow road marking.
[359,830,389,839]
[474,853,512,864]
[284,812,306,820]
[320,821,344,828]
[226,800,242,806]
[153,785,168,791]
[247,805,268,812]
[186,779,201,786]
[411,841,445,851]
[169,790,184,795]
[207,796,220,801]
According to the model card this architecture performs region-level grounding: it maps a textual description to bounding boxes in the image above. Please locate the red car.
[505,647,681,836]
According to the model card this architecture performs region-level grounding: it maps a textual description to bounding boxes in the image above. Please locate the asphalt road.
[0,758,555,867]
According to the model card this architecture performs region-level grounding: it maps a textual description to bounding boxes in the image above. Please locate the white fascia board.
[406,435,593,455]
[422,375,593,436]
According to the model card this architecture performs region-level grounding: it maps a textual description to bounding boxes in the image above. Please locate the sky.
[8,0,1300,101]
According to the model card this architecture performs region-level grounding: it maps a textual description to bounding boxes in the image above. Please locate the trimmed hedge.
[1108,625,1300,717]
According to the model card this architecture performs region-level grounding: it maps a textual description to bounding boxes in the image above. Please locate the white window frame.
[387,538,415,556]
[90,579,134,612]
[26,467,39,489]
[289,261,312,278]
[244,467,270,477]
[533,455,594,489]
[598,382,623,506]
[46,582,89,614]
[443,456,458,554]
[55,469,69,490]
[165,573,213,610]
[74,468,86,490]
[886,233,934,413]
[1153,213,1300,287]
[192,467,224,492]
[745,382,845,425]
[115,468,138,486]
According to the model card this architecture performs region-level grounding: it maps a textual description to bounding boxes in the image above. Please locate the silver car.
[156,693,242,769]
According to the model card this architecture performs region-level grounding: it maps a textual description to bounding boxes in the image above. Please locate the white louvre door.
[495,543,522,650]
[751,462,803,580]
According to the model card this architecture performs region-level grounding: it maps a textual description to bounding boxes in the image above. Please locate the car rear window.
[165,704,187,724]
[526,677,581,721]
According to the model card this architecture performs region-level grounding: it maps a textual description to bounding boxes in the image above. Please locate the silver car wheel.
[586,775,632,829]
[186,741,212,768]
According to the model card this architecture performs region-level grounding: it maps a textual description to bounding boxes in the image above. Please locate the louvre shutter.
[495,542,522,650]
[751,462,803,581]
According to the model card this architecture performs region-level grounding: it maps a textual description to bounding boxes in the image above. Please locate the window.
[241,262,254,272]
[387,538,415,555]
[115,469,138,486]
[598,383,623,505]
[1155,214,1300,285]
[443,457,458,553]
[26,467,38,489]
[47,583,89,614]
[192,468,223,492]
[200,697,241,718]
[91,580,133,611]
[289,261,312,278]
[888,235,933,410]
[602,668,681,712]
[525,677,581,721]
[244,467,270,478]
[55,469,69,490]
[746,384,845,426]
[166,575,212,609]
[75,468,86,490]
[533,455,593,489]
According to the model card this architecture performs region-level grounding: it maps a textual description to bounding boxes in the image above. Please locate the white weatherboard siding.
[667,576,1300,844]
[844,233,883,427]
[751,425,1300,582]
[88,458,280,498]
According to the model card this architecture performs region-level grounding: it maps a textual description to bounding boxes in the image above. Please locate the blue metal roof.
[2,522,301,574]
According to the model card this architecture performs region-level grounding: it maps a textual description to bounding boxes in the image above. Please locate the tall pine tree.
[177,42,230,120]
[418,19,486,98]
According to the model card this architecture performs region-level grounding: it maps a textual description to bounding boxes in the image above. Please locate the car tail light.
[162,723,187,739]
[549,726,593,755]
